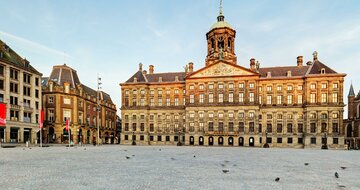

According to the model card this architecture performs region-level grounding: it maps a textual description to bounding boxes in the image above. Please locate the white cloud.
[0,30,70,58]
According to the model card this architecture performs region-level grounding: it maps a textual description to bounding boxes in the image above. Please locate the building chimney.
[143,70,147,75]
[139,63,143,71]
[158,77,162,82]
[175,76,179,82]
[297,56,303,67]
[149,65,154,74]
[133,77,137,83]
[250,58,256,71]
[188,62,194,72]
[306,61,312,66]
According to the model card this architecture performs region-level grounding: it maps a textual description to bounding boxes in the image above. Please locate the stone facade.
[42,64,117,144]
[0,40,42,144]
[120,10,346,149]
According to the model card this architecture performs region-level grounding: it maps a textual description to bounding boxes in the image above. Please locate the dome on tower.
[210,20,233,30]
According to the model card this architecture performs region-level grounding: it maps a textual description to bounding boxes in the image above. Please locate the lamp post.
[264,129,269,148]
[132,131,136,145]
[97,74,102,146]
[321,132,328,149]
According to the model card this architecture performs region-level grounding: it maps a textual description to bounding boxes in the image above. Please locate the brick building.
[344,84,360,149]
[120,8,346,148]
[42,64,117,144]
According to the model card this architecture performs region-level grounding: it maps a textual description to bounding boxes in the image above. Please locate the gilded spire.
[217,0,225,22]
[219,0,223,15]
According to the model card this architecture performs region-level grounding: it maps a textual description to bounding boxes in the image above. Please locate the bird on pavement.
[335,172,339,178]
[275,177,280,182]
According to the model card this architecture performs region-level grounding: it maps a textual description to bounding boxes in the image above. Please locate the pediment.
[188,61,258,78]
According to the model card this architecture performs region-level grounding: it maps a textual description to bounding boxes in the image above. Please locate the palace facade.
[0,40,42,144]
[120,10,346,148]
[42,64,117,144]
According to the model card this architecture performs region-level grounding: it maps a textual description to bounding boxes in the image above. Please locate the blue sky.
[1,0,360,117]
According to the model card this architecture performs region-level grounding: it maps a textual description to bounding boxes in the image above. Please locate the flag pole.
[40,127,42,147]
[69,127,71,148]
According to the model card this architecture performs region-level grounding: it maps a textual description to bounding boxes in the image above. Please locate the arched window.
[218,36,224,49]
[211,38,215,53]
[227,38,231,51]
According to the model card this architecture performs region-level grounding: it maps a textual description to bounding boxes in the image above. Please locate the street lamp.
[321,132,328,149]
[263,129,269,148]
[132,131,136,145]
[97,74,102,146]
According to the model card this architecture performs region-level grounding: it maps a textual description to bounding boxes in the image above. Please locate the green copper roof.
[210,20,233,30]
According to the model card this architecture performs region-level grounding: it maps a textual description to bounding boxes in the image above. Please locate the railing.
[10,104,21,110]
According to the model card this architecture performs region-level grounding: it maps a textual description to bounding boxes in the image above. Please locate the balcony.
[10,104,21,110]
[23,104,33,112]
[24,117,31,123]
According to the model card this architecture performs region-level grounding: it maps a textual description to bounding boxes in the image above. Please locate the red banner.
[39,109,44,128]
[65,118,69,131]
[0,103,6,126]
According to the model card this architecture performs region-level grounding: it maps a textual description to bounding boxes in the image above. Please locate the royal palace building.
[42,64,117,144]
[0,40,42,144]
[120,9,346,149]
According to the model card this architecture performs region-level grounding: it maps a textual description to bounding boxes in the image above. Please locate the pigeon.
[132,155,135,157]
[23,148,25,150]
[84,148,86,150]
[304,163,309,166]
[193,155,196,158]
[29,148,32,149]
[340,167,347,170]
[224,160,230,163]
[222,170,229,173]
[233,164,237,167]
[125,156,131,159]
[124,150,127,152]
[220,164,226,167]
[275,177,280,182]
[171,158,176,161]
[335,172,339,178]
[159,149,161,151]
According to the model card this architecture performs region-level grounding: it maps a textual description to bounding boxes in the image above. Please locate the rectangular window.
[287,85,293,91]
[259,96,262,104]
[140,123,145,131]
[310,84,316,89]
[333,123,339,133]
[239,83,244,89]
[298,85,303,90]
[199,85,204,90]
[287,95,293,104]
[218,93,223,103]
[287,138,293,144]
[209,94,214,103]
[321,93,327,103]
[132,123,136,131]
[174,98,179,106]
[239,93,244,103]
[208,84,214,89]
[277,124,282,133]
[229,83,234,89]
[218,84,224,89]
[228,93,233,103]
[239,122,244,132]
[0,79,3,90]
[218,122,224,131]
[321,83,327,89]
[249,122,254,132]
[267,124,272,133]
[158,98,162,106]
[298,138,303,144]
[166,136,170,142]
[199,94,204,103]
[277,137,282,144]
[310,93,316,103]
[333,83,338,89]
[166,98,170,106]
[157,136,162,141]
[208,122,214,131]
[189,85,194,90]
[297,94,303,104]
[249,93,254,102]
[277,85,282,91]
[150,98,154,106]
[267,86,272,92]
[10,69,18,80]
[228,122,234,132]
[332,93,338,103]
[310,123,316,133]
[333,138,338,144]
[311,137,316,144]
[150,124,154,132]
[266,95,272,104]
[190,94,194,104]
[298,124,303,133]
[249,83,254,88]
[287,124,293,133]
[277,95,282,104]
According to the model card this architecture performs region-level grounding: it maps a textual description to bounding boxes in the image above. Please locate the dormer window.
[321,68,325,74]
[267,72,271,78]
